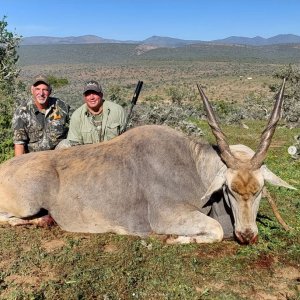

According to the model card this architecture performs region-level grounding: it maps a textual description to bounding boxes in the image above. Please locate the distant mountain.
[211,34,300,46]
[267,34,300,45]
[212,36,267,46]
[20,34,300,47]
[18,42,300,67]
[141,36,202,47]
[21,35,124,45]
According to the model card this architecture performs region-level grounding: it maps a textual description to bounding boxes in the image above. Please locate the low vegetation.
[47,75,69,89]
[0,17,299,299]
[0,122,299,299]
[0,16,20,161]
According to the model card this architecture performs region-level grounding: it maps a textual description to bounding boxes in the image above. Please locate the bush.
[0,16,21,161]
[47,75,69,89]
[128,102,204,137]
[271,64,300,126]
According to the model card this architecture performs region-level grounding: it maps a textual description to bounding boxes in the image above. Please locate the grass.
[0,121,299,299]
[1,49,299,299]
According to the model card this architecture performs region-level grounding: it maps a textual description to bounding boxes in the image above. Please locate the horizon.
[1,0,300,41]
[21,33,300,42]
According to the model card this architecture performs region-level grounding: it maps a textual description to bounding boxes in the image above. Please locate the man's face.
[84,91,103,111]
[31,83,51,105]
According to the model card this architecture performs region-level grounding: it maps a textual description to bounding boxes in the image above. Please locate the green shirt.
[67,100,126,145]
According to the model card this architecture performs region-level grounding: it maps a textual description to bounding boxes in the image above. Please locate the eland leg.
[0,211,56,227]
[148,204,224,244]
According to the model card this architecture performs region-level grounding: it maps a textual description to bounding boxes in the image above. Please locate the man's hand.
[14,144,25,156]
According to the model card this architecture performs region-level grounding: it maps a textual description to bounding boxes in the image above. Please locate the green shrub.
[47,75,69,89]
[0,16,21,161]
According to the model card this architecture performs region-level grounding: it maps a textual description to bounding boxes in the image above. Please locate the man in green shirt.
[67,80,126,146]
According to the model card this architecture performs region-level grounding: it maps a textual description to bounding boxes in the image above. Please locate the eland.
[0,79,295,244]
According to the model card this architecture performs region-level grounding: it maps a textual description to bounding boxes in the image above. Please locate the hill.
[20,34,300,47]
[211,34,300,46]
[17,42,300,66]
[20,35,133,45]
[18,43,138,66]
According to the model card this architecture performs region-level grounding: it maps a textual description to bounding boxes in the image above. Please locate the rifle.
[121,80,143,133]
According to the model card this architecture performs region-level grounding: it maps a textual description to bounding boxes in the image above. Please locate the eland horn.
[197,84,237,169]
[250,78,286,169]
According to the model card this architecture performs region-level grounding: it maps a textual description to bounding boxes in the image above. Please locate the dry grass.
[18,61,279,109]
[4,54,299,299]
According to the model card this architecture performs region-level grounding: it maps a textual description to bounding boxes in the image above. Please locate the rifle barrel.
[131,80,143,105]
[122,80,143,133]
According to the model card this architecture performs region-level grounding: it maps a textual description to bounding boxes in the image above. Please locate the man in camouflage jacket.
[12,75,70,155]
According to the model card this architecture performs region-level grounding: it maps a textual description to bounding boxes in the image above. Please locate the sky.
[1,0,300,41]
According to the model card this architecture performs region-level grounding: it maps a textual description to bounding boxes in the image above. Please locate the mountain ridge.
[21,34,300,47]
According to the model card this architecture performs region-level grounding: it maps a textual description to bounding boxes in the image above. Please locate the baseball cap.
[32,75,51,87]
[83,80,103,94]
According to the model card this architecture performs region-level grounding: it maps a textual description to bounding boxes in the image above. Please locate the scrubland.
[0,43,299,299]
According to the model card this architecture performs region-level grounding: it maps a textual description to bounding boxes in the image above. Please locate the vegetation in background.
[47,75,69,89]
[18,43,300,66]
[0,16,20,161]
[272,64,300,124]
[0,17,299,299]
[106,84,128,107]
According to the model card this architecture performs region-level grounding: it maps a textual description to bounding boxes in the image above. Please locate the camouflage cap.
[83,80,103,95]
[32,75,50,87]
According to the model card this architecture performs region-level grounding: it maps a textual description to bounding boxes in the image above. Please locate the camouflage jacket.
[12,97,70,152]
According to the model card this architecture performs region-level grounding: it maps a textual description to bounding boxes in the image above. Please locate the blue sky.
[1,0,300,41]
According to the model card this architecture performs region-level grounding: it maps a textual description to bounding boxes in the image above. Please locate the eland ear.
[201,166,227,203]
[261,165,296,190]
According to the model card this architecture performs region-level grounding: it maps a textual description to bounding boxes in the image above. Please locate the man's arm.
[67,109,83,146]
[12,106,28,156]
[14,144,25,156]
[119,105,126,134]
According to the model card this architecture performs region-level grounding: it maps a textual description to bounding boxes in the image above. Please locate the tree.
[0,16,21,161]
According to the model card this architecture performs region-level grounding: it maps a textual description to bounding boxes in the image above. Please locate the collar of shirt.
[30,98,56,116]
